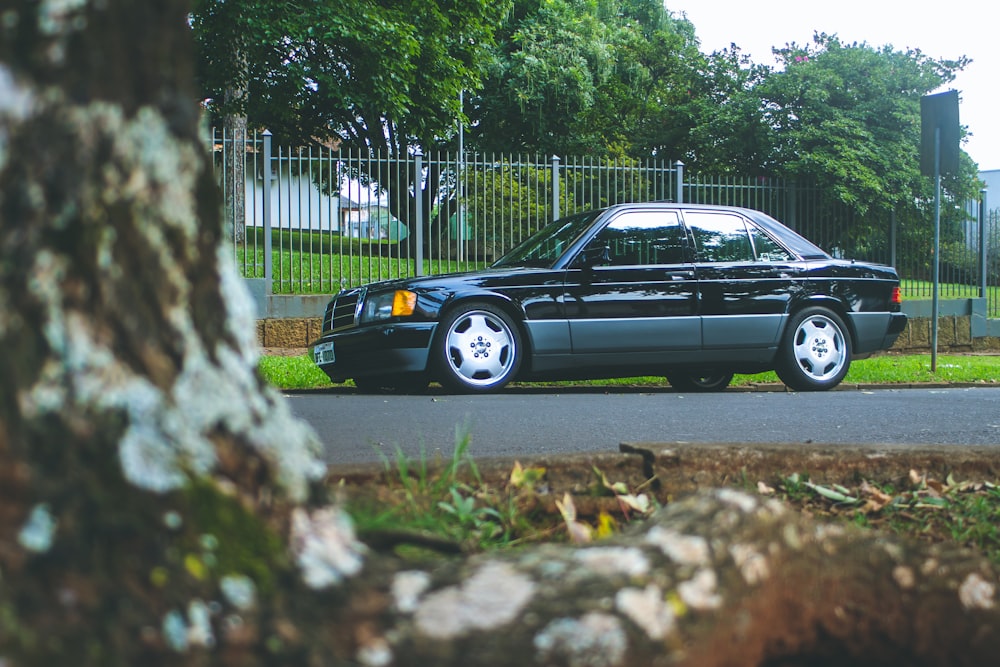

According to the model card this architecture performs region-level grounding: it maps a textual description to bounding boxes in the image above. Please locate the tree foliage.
[469,0,708,159]
[685,47,773,174]
[192,0,506,152]
[759,33,974,211]
[192,0,509,255]
[191,3,986,266]
[738,33,981,265]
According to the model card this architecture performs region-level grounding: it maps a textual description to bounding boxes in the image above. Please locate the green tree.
[468,0,708,160]
[194,0,502,149]
[761,33,972,212]
[686,47,774,174]
[737,33,981,263]
[192,0,508,254]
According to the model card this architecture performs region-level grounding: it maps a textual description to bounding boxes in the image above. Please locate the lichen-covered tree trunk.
[1,2,1000,667]
[223,108,248,244]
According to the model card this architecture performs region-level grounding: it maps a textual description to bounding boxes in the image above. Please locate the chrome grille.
[325,287,365,332]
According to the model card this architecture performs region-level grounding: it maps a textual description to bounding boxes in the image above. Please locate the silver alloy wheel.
[444,309,517,388]
[790,313,847,382]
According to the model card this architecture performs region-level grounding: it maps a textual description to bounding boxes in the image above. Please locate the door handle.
[668,271,695,280]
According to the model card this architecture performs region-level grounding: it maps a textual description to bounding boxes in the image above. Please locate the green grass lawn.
[232,230,487,293]
[259,352,1000,391]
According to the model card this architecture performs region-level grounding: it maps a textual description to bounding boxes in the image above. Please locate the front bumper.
[310,322,437,382]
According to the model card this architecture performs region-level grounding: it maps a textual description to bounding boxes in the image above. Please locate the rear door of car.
[562,209,701,354]
[682,209,804,349]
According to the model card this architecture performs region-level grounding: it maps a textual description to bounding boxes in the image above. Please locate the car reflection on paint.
[310,203,906,394]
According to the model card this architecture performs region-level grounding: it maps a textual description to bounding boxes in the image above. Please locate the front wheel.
[434,303,522,393]
[775,307,851,391]
[665,371,734,392]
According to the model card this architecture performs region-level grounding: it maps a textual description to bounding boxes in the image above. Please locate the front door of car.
[682,210,805,349]
[562,210,700,354]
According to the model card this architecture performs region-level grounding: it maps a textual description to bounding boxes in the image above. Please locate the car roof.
[600,202,830,260]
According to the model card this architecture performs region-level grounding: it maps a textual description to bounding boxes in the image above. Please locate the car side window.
[592,211,688,266]
[749,224,793,262]
[684,211,754,263]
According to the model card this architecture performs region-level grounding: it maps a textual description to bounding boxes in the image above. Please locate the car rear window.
[745,210,830,259]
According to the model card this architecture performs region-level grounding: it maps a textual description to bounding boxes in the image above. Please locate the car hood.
[358,266,565,295]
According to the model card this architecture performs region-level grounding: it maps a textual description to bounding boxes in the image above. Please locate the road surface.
[284,386,1000,465]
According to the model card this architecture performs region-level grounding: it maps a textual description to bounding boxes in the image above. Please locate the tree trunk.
[223,108,248,244]
[1,2,1000,667]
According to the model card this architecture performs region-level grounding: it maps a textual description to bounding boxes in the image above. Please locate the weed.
[767,471,1000,566]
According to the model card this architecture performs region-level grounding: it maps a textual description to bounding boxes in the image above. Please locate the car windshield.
[492,210,603,268]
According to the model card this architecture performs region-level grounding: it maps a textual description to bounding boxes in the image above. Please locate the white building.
[981,169,1000,212]
[242,164,406,240]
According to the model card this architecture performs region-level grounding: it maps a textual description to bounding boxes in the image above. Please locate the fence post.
[551,155,561,220]
[262,129,273,296]
[981,188,988,298]
[785,182,797,231]
[415,149,424,276]
[890,208,897,269]
[675,160,684,203]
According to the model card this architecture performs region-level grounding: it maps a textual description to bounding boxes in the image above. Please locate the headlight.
[361,290,417,323]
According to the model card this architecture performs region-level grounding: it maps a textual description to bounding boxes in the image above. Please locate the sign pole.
[920,90,958,374]
[931,127,940,373]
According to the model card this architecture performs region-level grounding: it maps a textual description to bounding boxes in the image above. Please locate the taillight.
[891,286,902,305]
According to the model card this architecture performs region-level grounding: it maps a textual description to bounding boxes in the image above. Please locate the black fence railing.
[210,128,998,318]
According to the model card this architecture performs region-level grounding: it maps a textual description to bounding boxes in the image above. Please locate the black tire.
[434,302,522,393]
[775,307,851,391]
[353,374,430,394]
[665,371,735,392]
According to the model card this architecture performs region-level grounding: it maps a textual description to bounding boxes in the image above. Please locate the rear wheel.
[665,371,734,392]
[775,307,851,391]
[434,302,522,393]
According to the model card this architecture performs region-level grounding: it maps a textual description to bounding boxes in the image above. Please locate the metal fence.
[211,128,999,318]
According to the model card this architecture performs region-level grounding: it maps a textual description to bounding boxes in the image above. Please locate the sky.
[670,0,1000,171]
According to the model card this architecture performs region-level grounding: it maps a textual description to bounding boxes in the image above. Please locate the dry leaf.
[555,493,592,544]
[757,481,776,495]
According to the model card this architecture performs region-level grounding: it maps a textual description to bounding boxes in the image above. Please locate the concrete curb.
[284,380,1000,396]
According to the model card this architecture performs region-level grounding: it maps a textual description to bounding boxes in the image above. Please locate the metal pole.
[675,160,685,203]
[457,90,465,263]
[262,130,273,296]
[931,127,940,373]
[785,181,797,231]
[551,155,561,220]
[980,188,988,298]
[890,208,897,269]
[415,150,424,276]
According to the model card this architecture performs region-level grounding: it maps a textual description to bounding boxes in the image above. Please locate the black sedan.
[311,203,906,393]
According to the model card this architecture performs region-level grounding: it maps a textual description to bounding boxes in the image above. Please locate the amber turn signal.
[391,290,417,316]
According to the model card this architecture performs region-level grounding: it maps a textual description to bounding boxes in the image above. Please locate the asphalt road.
[285,386,1000,465]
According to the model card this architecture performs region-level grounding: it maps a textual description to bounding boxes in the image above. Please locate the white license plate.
[314,342,335,364]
